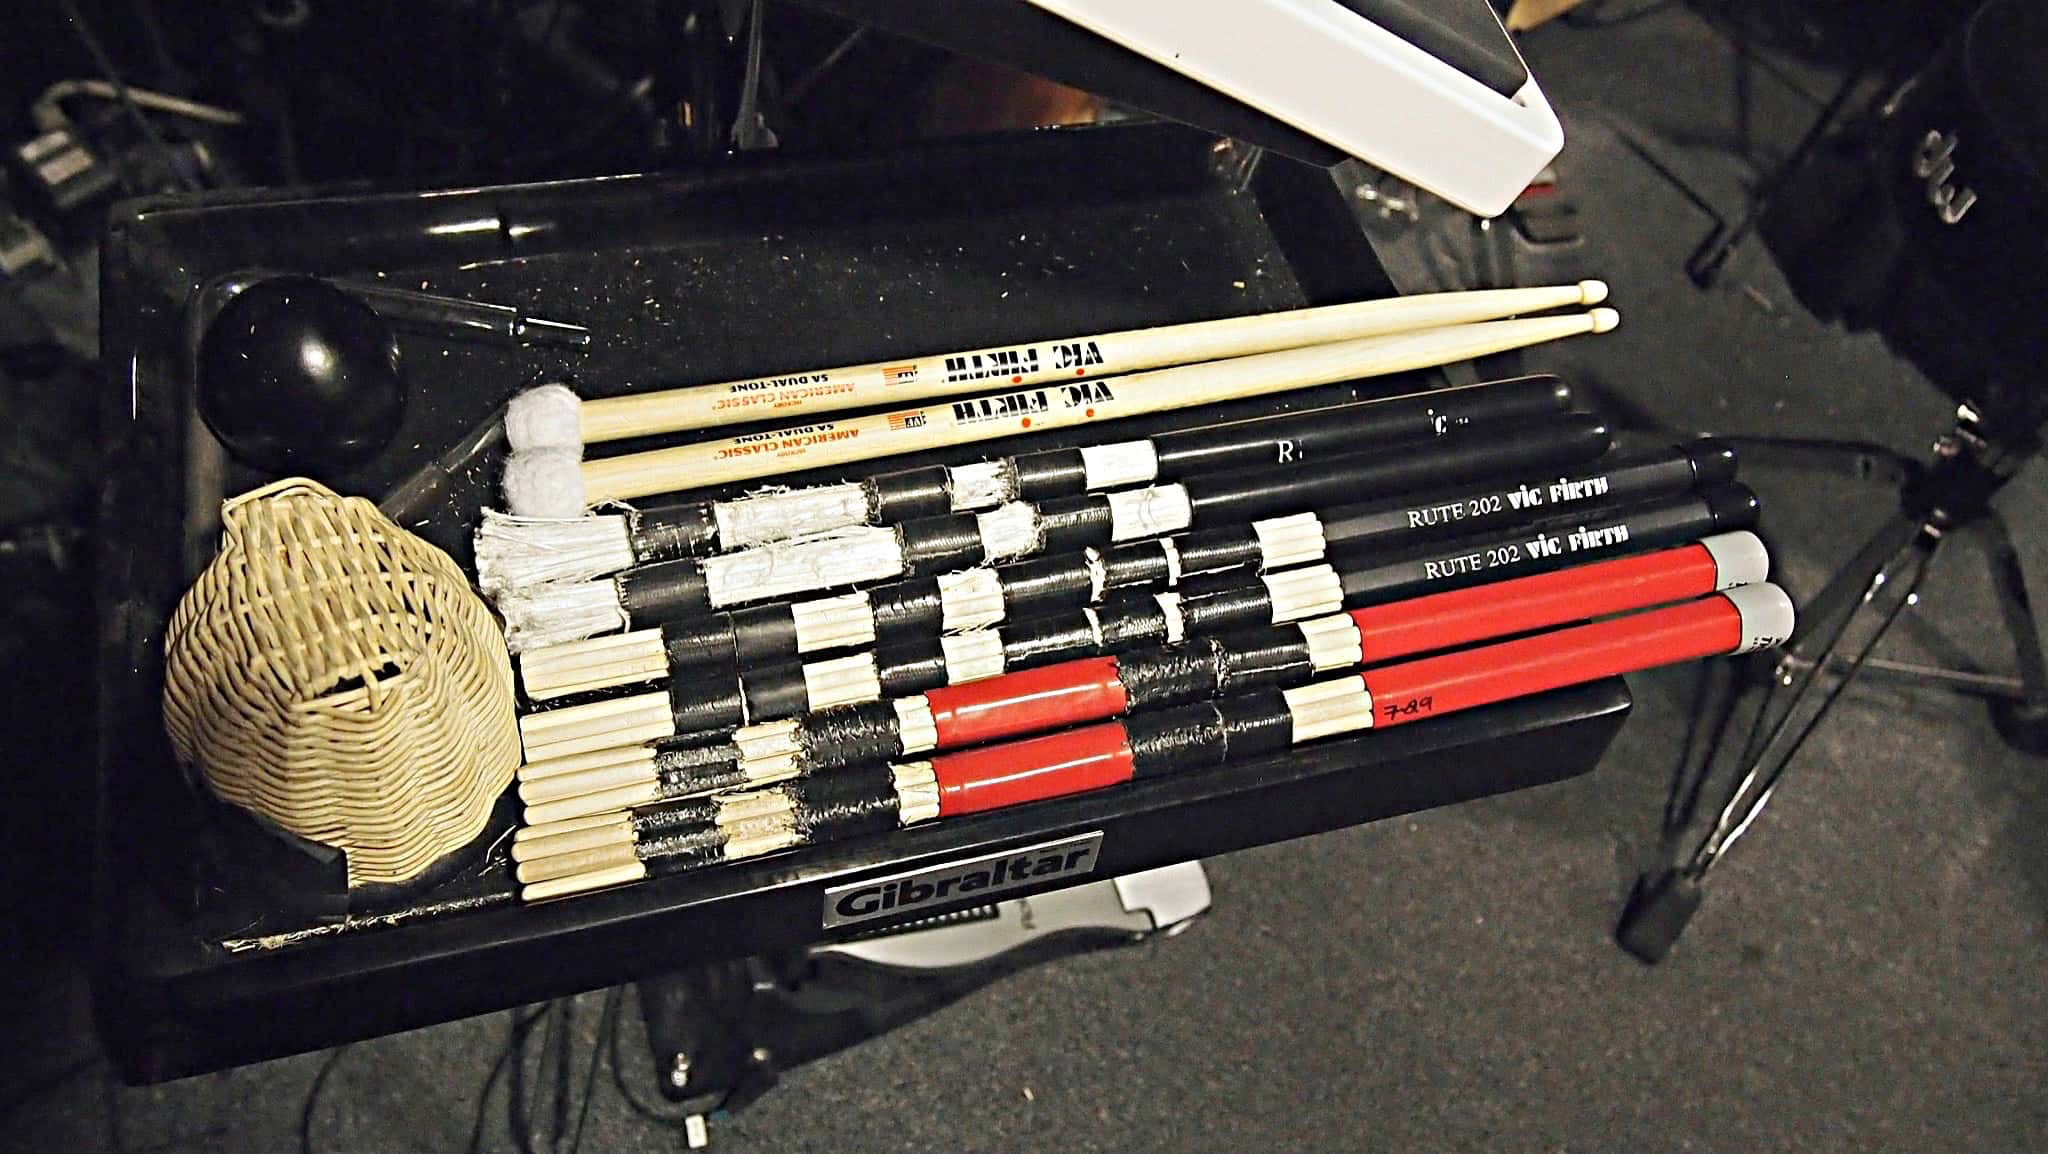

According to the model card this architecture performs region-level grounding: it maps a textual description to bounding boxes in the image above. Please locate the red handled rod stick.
[920,532,1772,754]
[928,584,1794,816]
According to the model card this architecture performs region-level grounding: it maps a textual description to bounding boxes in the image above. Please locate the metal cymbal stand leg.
[1979,510,2048,751]
[1620,402,2042,961]
[1619,512,1933,961]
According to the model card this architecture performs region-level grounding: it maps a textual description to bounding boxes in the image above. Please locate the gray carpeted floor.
[7,7,2044,1152]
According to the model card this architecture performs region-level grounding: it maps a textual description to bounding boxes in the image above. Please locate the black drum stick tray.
[95,122,1628,1081]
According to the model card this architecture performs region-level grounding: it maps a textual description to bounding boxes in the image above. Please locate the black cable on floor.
[299,1045,355,1154]
[561,990,621,1154]
[299,990,624,1153]
[467,1005,554,1154]
[507,1002,554,1154]
[502,994,614,1154]
[550,996,573,1144]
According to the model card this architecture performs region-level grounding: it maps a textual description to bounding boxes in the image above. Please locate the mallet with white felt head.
[502,308,1620,516]
[501,281,1610,463]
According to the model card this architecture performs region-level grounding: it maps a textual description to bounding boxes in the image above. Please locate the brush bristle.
[475,509,638,595]
[498,578,629,653]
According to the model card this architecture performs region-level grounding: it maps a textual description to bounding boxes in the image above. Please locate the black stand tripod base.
[1989,698,2048,755]
[1616,869,1705,964]
[1622,405,2047,963]
[1983,514,2048,753]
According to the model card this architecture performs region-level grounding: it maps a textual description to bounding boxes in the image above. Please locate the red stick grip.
[1362,595,1744,728]
[1350,542,1722,663]
[931,721,1135,815]
[925,657,1129,748]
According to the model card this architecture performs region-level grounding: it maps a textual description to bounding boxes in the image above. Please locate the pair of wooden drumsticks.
[491,281,1620,528]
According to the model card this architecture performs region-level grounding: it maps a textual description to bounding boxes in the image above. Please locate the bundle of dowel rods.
[450,287,1801,905]
[492,419,1786,904]
[514,529,1778,822]
[513,469,1763,762]
[513,581,1794,900]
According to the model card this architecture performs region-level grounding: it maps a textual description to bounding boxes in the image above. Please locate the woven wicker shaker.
[163,478,521,888]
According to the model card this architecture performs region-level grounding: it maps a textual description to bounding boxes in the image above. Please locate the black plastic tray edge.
[102,680,1626,1082]
[90,122,1615,1082]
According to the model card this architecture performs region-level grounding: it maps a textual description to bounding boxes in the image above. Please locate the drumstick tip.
[1577,279,1609,305]
[1723,583,1796,652]
[1700,531,1770,589]
[1590,307,1621,334]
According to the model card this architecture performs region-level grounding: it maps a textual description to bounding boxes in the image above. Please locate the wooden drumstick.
[504,281,1610,455]
[507,309,1620,512]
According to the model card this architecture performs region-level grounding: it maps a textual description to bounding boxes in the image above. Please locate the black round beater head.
[196,275,406,473]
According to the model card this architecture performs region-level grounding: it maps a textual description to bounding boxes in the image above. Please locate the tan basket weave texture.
[163,478,520,888]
